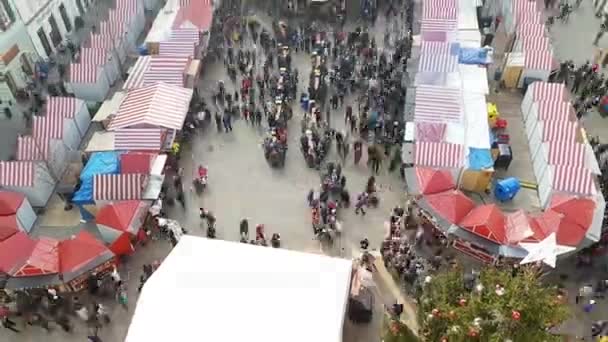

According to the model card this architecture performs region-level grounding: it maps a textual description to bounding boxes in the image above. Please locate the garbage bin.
[495,177,521,202]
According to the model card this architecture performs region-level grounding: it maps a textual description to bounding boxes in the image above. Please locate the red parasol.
[415,167,455,194]
[425,190,474,224]
[459,204,507,244]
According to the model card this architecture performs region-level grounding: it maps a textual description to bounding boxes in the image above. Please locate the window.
[48,14,62,47]
[37,27,53,57]
[59,4,71,32]
[0,0,16,31]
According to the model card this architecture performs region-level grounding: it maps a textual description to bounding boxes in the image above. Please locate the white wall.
[23,0,81,58]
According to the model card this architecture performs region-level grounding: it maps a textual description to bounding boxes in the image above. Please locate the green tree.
[416,266,569,341]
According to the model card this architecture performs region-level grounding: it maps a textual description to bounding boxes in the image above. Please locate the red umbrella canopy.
[0,191,24,216]
[58,231,112,275]
[11,237,60,277]
[0,215,19,242]
[549,194,595,229]
[415,167,455,195]
[426,190,475,224]
[530,210,588,246]
[0,232,36,274]
[96,201,141,235]
[459,204,507,244]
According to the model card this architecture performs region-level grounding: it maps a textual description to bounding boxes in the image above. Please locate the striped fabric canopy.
[415,122,447,142]
[513,0,537,22]
[522,36,550,51]
[33,115,64,158]
[537,101,574,121]
[69,63,102,83]
[517,23,546,37]
[552,166,594,195]
[88,33,114,51]
[415,85,462,123]
[114,128,163,151]
[143,56,189,87]
[0,161,34,187]
[93,174,147,201]
[16,136,43,160]
[159,28,200,57]
[420,19,457,32]
[421,41,453,55]
[418,54,457,72]
[79,47,107,65]
[123,56,151,90]
[99,20,126,38]
[46,97,81,118]
[547,142,586,167]
[521,11,543,24]
[539,120,578,141]
[532,82,567,102]
[109,83,193,130]
[525,50,554,70]
[415,142,464,168]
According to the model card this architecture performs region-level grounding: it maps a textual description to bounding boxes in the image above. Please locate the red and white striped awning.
[88,33,114,51]
[93,174,147,201]
[540,120,578,141]
[422,6,458,20]
[33,115,64,158]
[69,63,102,83]
[46,97,80,118]
[115,0,140,15]
[109,83,193,130]
[513,0,537,22]
[0,161,34,187]
[159,41,197,57]
[537,101,574,120]
[415,142,464,168]
[532,82,567,102]
[420,19,457,32]
[522,35,550,51]
[524,50,554,70]
[552,166,594,195]
[521,11,543,24]
[16,136,43,160]
[99,20,126,38]
[548,142,586,166]
[421,41,453,55]
[419,54,457,72]
[123,56,151,90]
[415,122,447,142]
[114,128,163,151]
[79,47,107,65]
[517,23,545,37]
[415,85,462,123]
[143,56,189,87]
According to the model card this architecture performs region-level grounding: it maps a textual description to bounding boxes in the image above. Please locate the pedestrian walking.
[223,112,233,132]
[214,112,222,132]
[355,192,368,215]
[354,140,363,165]
[0,307,18,333]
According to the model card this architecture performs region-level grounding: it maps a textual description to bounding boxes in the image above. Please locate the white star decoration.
[518,233,575,268]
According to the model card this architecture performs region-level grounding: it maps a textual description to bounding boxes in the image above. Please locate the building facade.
[0,0,88,115]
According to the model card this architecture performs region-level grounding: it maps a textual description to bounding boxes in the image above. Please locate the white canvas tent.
[0,161,55,208]
[125,236,352,342]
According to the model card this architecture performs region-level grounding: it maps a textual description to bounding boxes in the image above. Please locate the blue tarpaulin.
[458,47,490,65]
[72,152,121,205]
[468,148,494,170]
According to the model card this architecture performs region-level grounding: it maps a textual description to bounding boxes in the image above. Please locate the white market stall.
[537,165,597,208]
[67,62,111,103]
[528,120,581,160]
[33,111,81,151]
[46,97,91,138]
[0,161,55,208]
[523,99,574,126]
[79,47,120,86]
[521,82,568,120]
[92,91,126,128]
[16,135,67,179]
[125,236,352,342]
[97,23,130,68]
[532,141,587,184]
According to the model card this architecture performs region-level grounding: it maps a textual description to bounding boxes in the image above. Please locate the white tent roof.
[125,236,353,342]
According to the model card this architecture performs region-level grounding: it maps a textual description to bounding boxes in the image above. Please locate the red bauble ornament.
[441,337,448,342]
[458,298,467,306]
[511,310,521,321]
[468,327,479,337]
[432,308,440,317]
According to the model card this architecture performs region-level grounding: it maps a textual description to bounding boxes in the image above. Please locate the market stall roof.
[505,210,534,244]
[120,153,153,174]
[536,101,574,121]
[93,174,148,201]
[114,128,163,151]
[125,236,352,342]
[108,83,193,130]
[172,0,213,32]
[415,142,464,168]
[531,82,567,102]
[83,222,133,256]
[547,141,586,167]
[16,136,43,161]
[415,85,462,123]
[0,161,35,187]
[538,120,578,142]
[123,56,190,90]
[524,50,554,70]
[96,200,147,235]
[11,237,59,277]
[0,216,19,241]
[0,191,24,215]
[420,18,457,32]
[425,190,474,224]
[58,231,115,282]
[529,210,588,246]
[549,194,595,229]
[415,167,455,194]
[158,28,199,57]
[415,122,446,142]
[0,232,36,273]
[459,204,507,244]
